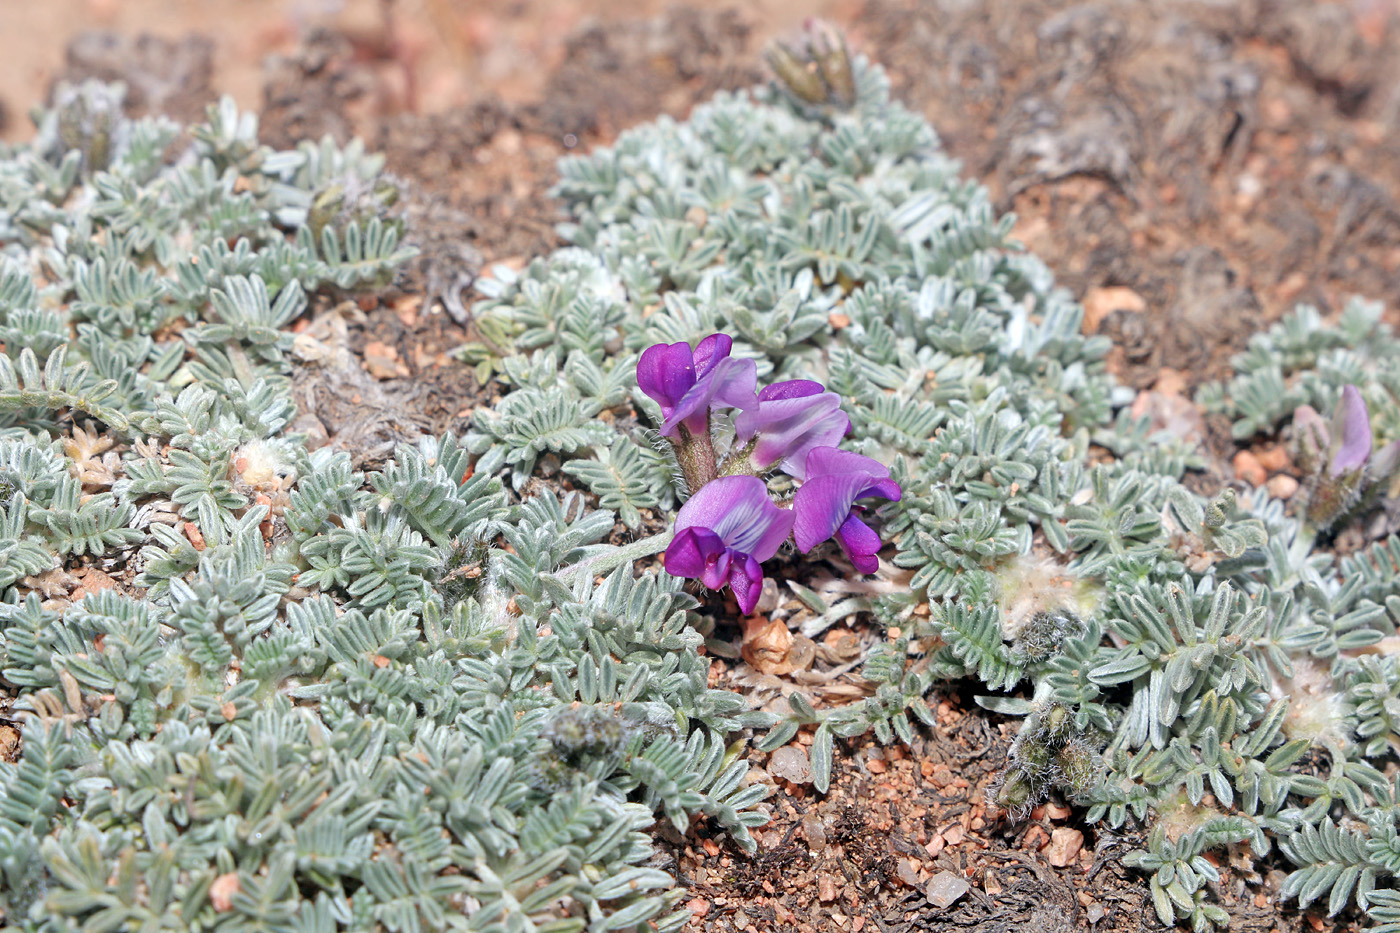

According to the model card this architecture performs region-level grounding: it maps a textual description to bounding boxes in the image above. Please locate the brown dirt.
[5,1,1400,931]
[864,0,1400,392]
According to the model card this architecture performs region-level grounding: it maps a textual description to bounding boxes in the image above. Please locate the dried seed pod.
[1305,468,1365,530]
[1055,736,1101,794]
[992,767,1038,818]
[1038,701,1075,744]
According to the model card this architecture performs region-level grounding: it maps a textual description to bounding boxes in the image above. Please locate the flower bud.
[809,20,856,108]
[764,39,828,106]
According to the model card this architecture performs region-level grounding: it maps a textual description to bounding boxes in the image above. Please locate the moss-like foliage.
[461,50,1400,933]
[0,82,764,932]
[7,44,1400,932]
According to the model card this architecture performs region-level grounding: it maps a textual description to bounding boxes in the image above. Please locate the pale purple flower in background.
[792,447,902,574]
[733,380,850,478]
[1292,403,1330,476]
[1330,384,1373,477]
[1294,384,1400,529]
[663,475,795,614]
[1294,385,1391,479]
[636,334,757,437]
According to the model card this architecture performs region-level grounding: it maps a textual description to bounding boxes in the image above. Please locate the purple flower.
[792,447,901,574]
[663,475,794,614]
[1292,403,1330,475]
[733,380,850,478]
[637,334,757,437]
[1330,384,1372,477]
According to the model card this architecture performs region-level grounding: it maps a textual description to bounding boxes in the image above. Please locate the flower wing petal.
[729,554,764,614]
[637,341,696,415]
[1330,384,1372,476]
[660,356,758,436]
[834,512,882,573]
[664,527,718,578]
[803,446,889,481]
[792,471,872,552]
[693,333,733,374]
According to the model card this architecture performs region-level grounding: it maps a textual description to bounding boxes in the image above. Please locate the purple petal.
[757,379,825,402]
[701,550,731,591]
[729,554,764,614]
[659,356,759,437]
[637,342,697,415]
[707,357,761,414]
[863,477,902,502]
[803,446,891,483]
[834,512,882,573]
[692,333,733,375]
[734,381,850,477]
[792,447,901,560]
[664,527,718,578]
[665,476,792,609]
[1329,384,1372,476]
[673,475,794,562]
[792,470,875,552]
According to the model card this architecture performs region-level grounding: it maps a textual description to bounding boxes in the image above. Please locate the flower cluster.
[637,335,900,613]
[1293,384,1400,529]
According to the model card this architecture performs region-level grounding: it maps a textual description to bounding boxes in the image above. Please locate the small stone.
[1267,474,1299,500]
[925,870,970,908]
[0,724,20,759]
[1044,802,1071,820]
[1256,445,1290,472]
[75,568,118,594]
[769,745,811,784]
[818,873,840,902]
[941,824,965,846]
[803,814,827,850]
[1087,902,1106,924]
[1233,450,1267,487]
[896,858,922,887]
[363,340,406,380]
[1046,827,1085,867]
[746,766,775,788]
[210,872,240,912]
[1130,389,1205,445]
[754,576,780,614]
[686,897,710,917]
[1152,368,1187,397]
[1083,286,1146,332]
